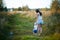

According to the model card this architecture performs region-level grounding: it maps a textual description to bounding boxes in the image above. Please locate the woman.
[35,9,43,36]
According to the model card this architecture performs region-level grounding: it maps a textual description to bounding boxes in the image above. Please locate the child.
[35,9,43,36]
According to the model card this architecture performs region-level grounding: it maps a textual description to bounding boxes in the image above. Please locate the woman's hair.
[36,9,42,16]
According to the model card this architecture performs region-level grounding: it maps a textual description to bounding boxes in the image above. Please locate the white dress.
[36,13,43,24]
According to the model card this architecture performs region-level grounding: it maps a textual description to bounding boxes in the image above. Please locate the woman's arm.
[35,13,38,19]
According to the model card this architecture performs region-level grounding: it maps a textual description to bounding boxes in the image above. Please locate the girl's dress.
[36,13,43,24]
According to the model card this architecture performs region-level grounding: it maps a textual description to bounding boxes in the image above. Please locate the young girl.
[35,9,43,36]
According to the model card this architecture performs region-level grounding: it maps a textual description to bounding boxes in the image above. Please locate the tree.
[0,0,11,40]
[4,7,8,11]
[51,0,60,14]
[0,0,4,11]
[22,5,29,11]
[18,7,22,11]
[0,0,8,12]
[47,0,60,34]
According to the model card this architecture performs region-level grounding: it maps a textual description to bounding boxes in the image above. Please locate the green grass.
[12,14,34,36]
[10,14,60,40]
[13,35,60,40]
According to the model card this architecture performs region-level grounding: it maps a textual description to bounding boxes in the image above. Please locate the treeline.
[11,5,30,11]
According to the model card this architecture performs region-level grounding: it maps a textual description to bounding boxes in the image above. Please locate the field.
[9,11,60,40]
[0,11,60,40]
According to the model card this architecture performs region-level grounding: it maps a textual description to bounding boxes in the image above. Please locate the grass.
[13,35,60,40]
[8,13,60,40]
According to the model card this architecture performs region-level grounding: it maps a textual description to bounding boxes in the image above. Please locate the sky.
[4,0,52,9]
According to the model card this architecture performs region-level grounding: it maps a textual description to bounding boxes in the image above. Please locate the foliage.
[0,4,4,11]
[51,0,60,13]
[22,6,29,11]
[43,0,60,35]
[13,35,60,40]
[0,13,21,40]
[13,6,29,11]
[0,12,11,40]
[18,7,22,11]
[0,0,8,12]
[18,6,29,11]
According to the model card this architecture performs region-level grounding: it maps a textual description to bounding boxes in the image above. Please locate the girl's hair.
[36,9,42,16]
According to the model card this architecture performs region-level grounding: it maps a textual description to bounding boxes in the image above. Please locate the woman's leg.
[38,24,42,35]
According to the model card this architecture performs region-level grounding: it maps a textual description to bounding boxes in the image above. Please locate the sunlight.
[4,0,52,9]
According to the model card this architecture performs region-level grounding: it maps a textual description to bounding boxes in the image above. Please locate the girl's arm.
[34,13,38,22]
[35,13,38,19]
